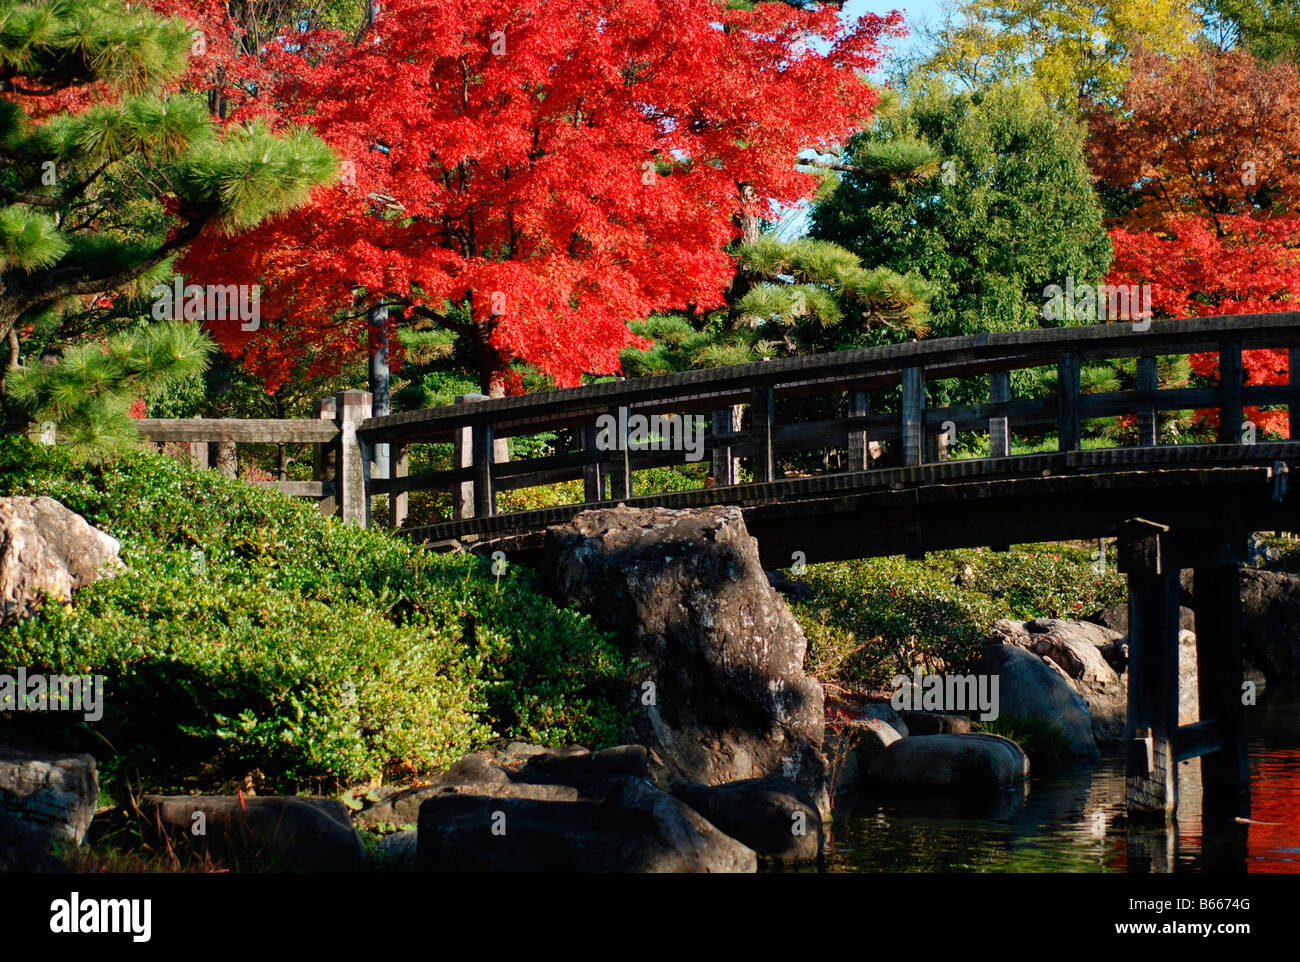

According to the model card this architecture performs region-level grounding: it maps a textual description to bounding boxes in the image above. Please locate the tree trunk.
[726,182,764,328]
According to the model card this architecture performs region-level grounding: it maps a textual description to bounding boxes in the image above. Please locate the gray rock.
[355,744,653,830]
[990,618,1126,746]
[417,775,756,872]
[1179,629,1199,726]
[765,570,815,603]
[376,829,418,868]
[543,505,829,814]
[973,644,1099,758]
[0,747,98,847]
[0,809,67,872]
[899,711,973,735]
[867,733,1029,793]
[140,795,365,871]
[1229,568,1300,682]
[850,702,909,737]
[356,780,586,831]
[672,777,822,865]
[1089,603,1196,636]
[0,497,122,625]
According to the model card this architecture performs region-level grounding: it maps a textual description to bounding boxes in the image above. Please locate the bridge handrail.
[358,312,1300,444]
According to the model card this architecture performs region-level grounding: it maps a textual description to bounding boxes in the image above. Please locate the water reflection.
[828,688,1300,873]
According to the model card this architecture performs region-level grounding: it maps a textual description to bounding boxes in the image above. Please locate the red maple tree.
[176,0,903,395]
[1090,49,1300,436]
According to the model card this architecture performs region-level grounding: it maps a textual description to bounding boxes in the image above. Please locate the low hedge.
[0,438,627,794]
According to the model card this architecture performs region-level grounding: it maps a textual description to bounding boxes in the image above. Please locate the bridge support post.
[1193,555,1250,805]
[335,389,372,528]
[1118,518,1179,817]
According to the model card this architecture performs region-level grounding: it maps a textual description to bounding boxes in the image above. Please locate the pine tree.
[0,0,335,443]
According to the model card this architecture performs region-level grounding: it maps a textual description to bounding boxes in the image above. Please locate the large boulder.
[0,497,122,625]
[354,745,650,831]
[1088,603,1196,637]
[973,644,1099,758]
[867,733,1029,793]
[139,795,366,871]
[416,775,757,872]
[0,748,98,850]
[672,777,823,866]
[1230,568,1300,683]
[0,809,67,872]
[989,619,1126,746]
[898,711,973,735]
[543,505,829,814]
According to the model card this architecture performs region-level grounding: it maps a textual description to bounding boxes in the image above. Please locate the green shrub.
[975,715,1072,771]
[793,543,1125,694]
[0,438,627,794]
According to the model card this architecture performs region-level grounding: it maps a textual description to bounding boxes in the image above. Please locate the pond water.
[826,688,1300,873]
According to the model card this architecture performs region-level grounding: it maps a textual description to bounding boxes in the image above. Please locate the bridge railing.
[351,312,1300,532]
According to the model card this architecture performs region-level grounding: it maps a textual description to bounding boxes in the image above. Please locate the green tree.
[810,83,1112,405]
[0,0,335,443]
[1200,0,1300,61]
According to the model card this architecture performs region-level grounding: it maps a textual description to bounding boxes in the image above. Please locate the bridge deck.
[407,444,1298,568]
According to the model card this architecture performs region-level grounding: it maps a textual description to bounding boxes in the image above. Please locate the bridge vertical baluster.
[581,425,606,503]
[750,385,776,483]
[606,406,632,500]
[710,406,740,486]
[471,420,496,517]
[1290,348,1300,441]
[1057,351,1081,452]
[988,371,1010,458]
[1218,339,1244,443]
[1136,355,1158,447]
[390,443,408,530]
[847,390,870,471]
[453,394,485,520]
[901,367,924,467]
[1193,552,1250,807]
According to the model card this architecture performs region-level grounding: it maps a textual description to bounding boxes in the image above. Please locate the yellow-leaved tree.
[911,0,1201,111]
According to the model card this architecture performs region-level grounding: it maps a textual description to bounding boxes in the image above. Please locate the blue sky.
[844,0,949,59]
[771,1,952,239]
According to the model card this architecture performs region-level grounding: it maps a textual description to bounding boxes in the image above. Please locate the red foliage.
[1093,49,1300,438]
[176,0,903,393]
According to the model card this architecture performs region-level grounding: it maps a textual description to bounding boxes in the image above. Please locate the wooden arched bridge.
[138,312,1300,819]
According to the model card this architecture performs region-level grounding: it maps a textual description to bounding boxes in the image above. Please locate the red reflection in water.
[1247,749,1300,872]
